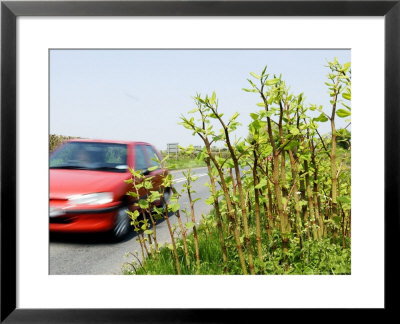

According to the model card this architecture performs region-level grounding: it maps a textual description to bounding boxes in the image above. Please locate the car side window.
[134,145,147,170]
[144,146,160,169]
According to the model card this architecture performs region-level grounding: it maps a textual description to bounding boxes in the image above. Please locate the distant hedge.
[49,134,78,152]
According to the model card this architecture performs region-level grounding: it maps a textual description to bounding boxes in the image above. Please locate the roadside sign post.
[167,143,179,159]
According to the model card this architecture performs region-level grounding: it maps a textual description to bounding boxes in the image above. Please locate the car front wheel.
[161,187,172,210]
[111,207,131,241]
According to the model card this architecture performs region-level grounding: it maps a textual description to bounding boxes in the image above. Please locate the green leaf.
[128,192,139,198]
[185,222,195,230]
[298,93,304,104]
[236,142,246,153]
[336,109,351,118]
[225,159,235,169]
[342,92,351,100]
[299,200,307,208]
[147,165,158,172]
[210,91,217,105]
[144,229,153,235]
[168,202,180,213]
[127,210,140,220]
[343,62,351,72]
[144,181,153,190]
[265,110,274,118]
[249,120,263,133]
[337,196,351,204]
[250,72,261,79]
[284,140,299,151]
[204,196,214,205]
[255,178,267,189]
[266,78,279,86]
[342,103,351,111]
[332,216,342,226]
[230,112,239,121]
[261,65,268,76]
[314,113,329,122]
[188,107,199,114]
[139,199,149,209]
[289,127,300,135]
[149,191,162,202]
[250,113,259,120]
[242,88,257,93]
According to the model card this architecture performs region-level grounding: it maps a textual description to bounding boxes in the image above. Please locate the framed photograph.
[1,0,398,322]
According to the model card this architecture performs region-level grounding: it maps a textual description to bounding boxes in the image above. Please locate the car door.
[133,144,149,198]
[143,145,168,192]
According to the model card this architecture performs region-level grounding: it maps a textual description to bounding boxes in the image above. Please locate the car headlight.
[68,192,113,205]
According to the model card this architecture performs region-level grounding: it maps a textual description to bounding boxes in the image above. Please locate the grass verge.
[166,157,206,171]
[122,213,351,275]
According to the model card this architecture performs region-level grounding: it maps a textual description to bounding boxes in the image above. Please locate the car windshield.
[50,142,128,172]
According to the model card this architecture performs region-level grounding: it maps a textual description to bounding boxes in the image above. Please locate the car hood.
[50,169,130,199]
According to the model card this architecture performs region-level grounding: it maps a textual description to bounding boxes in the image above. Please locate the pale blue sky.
[50,49,350,150]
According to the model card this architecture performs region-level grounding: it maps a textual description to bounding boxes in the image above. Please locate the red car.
[49,139,168,240]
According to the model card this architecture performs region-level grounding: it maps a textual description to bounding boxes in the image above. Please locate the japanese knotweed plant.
[244,67,305,257]
[124,169,157,262]
[316,58,351,239]
[180,96,251,274]
[181,168,202,273]
[130,58,351,275]
[125,156,183,274]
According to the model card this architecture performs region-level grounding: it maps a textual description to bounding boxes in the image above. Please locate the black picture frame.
[1,0,398,322]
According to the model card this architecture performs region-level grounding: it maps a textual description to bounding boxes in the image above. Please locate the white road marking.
[172,173,208,183]
[168,167,208,175]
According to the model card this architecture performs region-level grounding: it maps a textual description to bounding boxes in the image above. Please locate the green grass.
[122,213,351,275]
[123,225,226,275]
[165,156,206,171]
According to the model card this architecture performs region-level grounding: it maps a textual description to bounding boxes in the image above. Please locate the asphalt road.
[49,167,212,275]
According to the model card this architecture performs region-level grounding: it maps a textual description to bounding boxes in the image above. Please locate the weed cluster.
[124,58,351,275]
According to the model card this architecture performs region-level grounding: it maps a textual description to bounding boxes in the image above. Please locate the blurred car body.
[49,139,168,240]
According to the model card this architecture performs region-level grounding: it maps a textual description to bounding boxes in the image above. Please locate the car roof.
[66,138,152,146]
